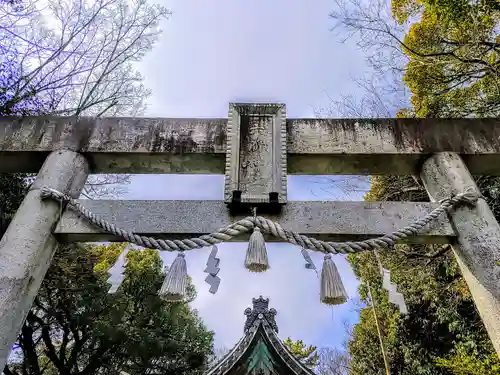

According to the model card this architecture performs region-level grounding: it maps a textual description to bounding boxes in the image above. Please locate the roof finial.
[243,296,278,333]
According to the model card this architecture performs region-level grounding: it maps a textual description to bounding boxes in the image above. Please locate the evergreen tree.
[4,243,215,375]
[283,337,319,369]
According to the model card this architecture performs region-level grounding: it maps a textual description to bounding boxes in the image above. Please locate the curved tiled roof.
[204,296,316,375]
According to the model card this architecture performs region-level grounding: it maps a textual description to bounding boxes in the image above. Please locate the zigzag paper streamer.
[301,248,317,270]
[107,247,129,294]
[382,267,408,314]
[204,245,221,294]
[374,250,407,314]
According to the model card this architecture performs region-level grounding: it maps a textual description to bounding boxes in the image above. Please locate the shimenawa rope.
[39,186,480,255]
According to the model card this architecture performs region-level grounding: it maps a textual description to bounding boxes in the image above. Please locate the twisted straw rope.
[40,187,480,255]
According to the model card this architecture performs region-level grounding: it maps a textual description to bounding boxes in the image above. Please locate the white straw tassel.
[320,254,347,305]
[245,227,269,272]
[158,252,188,302]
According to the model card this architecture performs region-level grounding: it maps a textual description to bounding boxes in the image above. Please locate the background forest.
[328,0,500,373]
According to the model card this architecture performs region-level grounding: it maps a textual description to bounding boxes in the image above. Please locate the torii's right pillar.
[420,152,500,355]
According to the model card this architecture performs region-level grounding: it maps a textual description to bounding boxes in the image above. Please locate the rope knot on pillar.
[439,187,482,207]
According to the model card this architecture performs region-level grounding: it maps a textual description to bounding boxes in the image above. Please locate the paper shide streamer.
[375,250,407,314]
[204,245,221,294]
[106,246,130,294]
[44,186,460,308]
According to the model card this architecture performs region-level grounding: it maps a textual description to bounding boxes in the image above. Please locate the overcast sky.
[118,175,369,351]
[118,0,372,352]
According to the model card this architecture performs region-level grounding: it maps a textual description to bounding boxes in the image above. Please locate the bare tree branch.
[2,0,170,198]
[317,347,352,375]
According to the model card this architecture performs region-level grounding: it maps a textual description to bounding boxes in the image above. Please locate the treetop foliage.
[283,337,320,369]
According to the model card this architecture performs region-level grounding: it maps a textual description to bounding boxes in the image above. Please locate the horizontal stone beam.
[2,117,500,175]
[55,200,455,244]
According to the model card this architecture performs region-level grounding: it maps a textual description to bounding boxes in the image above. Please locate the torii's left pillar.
[0,150,89,370]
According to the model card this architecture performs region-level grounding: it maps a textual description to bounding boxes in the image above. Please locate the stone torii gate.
[1,103,500,369]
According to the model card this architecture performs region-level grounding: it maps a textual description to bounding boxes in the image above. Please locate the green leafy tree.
[330,0,500,118]
[345,176,500,375]
[329,0,500,372]
[0,173,29,238]
[394,0,500,118]
[4,243,214,375]
[283,338,319,369]
[435,342,500,375]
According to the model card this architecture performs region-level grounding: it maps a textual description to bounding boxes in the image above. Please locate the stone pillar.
[0,150,89,370]
[420,152,500,355]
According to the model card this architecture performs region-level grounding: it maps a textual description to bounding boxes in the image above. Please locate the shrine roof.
[204,296,315,375]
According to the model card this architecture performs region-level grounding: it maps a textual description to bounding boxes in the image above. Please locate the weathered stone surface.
[421,152,500,356]
[2,117,500,174]
[224,104,287,204]
[0,117,227,174]
[0,150,89,370]
[55,200,455,244]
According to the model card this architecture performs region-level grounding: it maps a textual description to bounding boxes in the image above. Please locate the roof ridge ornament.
[244,296,278,333]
